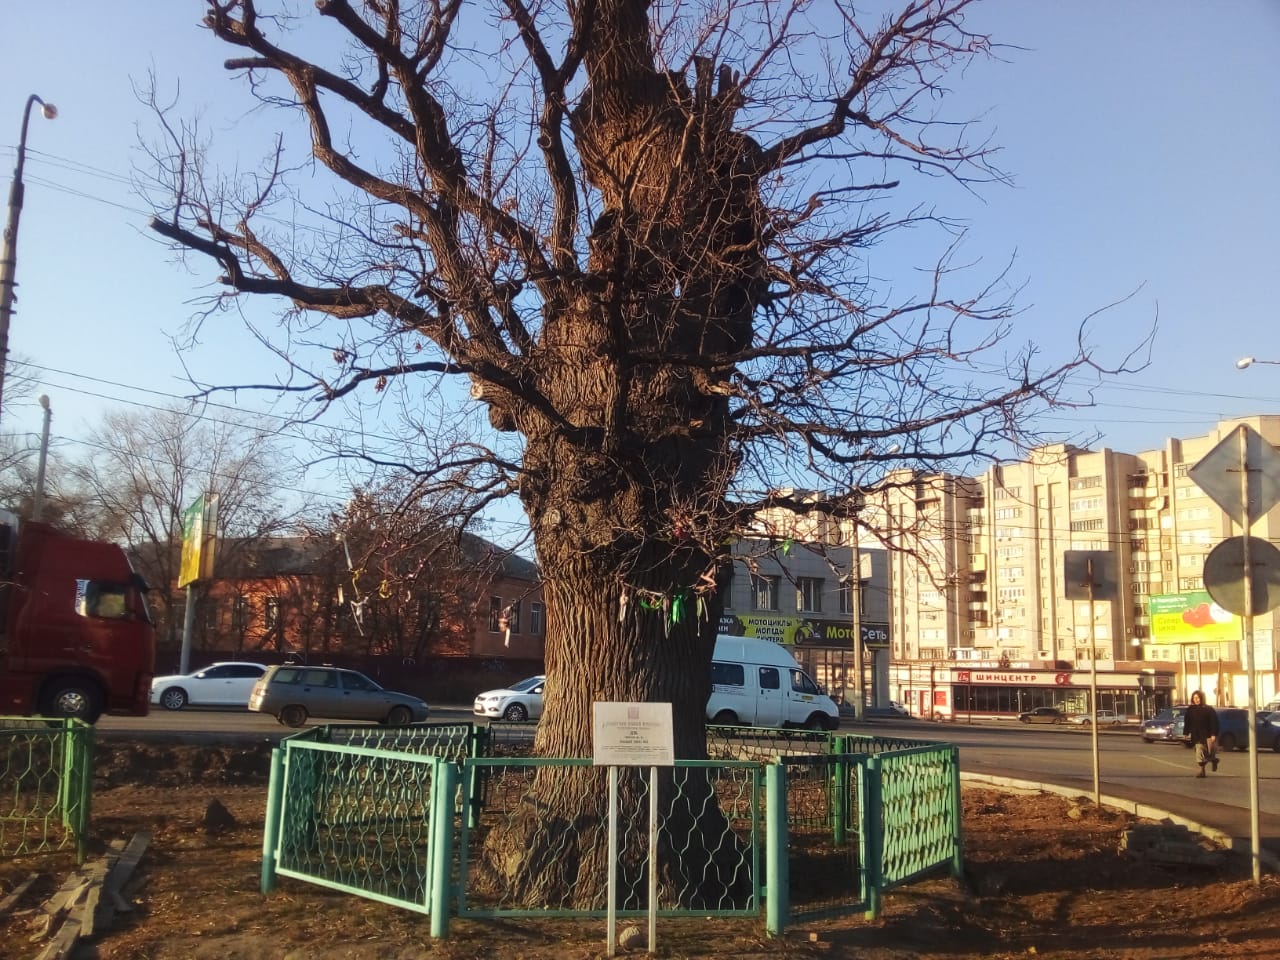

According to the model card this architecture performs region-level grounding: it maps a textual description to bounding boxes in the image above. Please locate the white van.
[707,635,840,730]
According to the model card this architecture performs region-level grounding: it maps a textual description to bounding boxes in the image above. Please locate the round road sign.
[1202,535,1280,617]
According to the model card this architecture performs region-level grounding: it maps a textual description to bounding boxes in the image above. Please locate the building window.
[721,568,734,609]
[232,596,249,631]
[488,596,503,632]
[796,577,823,613]
[506,600,522,634]
[264,597,280,631]
[838,580,857,614]
[202,597,218,633]
[530,601,545,636]
[751,574,780,611]
[1070,475,1103,490]
[1176,506,1214,522]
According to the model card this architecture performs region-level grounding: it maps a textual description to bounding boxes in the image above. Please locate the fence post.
[765,762,789,937]
[74,721,93,863]
[56,719,92,863]
[429,759,457,939]
[260,747,286,893]
[949,745,964,879]
[831,734,850,845]
[863,755,883,920]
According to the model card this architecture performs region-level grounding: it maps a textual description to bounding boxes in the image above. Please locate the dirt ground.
[3,742,1280,960]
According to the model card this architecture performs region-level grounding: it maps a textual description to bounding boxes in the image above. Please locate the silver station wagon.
[248,664,430,728]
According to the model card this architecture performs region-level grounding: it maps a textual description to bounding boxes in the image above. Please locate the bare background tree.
[67,405,301,649]
[305,479,486,662]
[0,358,63,519]
[141,0,1147,905]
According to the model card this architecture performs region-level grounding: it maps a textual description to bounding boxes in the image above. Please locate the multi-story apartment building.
[879,416,1280,716]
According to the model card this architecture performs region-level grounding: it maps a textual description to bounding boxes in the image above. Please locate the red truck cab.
[0,513,155,722]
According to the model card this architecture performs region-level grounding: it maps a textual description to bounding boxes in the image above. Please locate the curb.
[961,771,1280,874]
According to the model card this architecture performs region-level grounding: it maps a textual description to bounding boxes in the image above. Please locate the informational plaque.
[592,702,674,767]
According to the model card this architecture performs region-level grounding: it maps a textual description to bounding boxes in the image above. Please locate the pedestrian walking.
[1184,690,1219,778]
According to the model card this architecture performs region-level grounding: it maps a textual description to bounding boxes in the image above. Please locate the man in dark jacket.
[1184,690,1219,778]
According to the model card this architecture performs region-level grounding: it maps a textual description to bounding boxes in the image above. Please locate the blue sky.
[1,1,1278,547]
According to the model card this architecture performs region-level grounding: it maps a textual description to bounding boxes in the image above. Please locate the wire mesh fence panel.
[457,757,762,918]
[290,722,478,761]
[477,721,538,758]
[784,744,961,923]
[876,744,961,889]
[272,739,440,913]
[0,717,92,861]
[837,732,943,755]
[705,724,834,761]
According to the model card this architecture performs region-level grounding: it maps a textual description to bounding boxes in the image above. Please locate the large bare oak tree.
[145,0,1143,906]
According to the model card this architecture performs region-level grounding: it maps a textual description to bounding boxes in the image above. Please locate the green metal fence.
[261,720,961,938]
[865,743,963,918]
[261,734,454,930]
[0,717,94,862]
[779,740,961,923]
[456,757,763,919]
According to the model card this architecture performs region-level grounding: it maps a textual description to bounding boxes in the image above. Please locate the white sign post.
[1190,424,1280,885]
[593,702,675,956]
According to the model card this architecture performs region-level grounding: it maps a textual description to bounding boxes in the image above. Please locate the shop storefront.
[885,662,1177,721]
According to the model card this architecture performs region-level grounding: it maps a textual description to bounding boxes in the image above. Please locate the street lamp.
[0,94,57,425]
[1236,357,1280,370]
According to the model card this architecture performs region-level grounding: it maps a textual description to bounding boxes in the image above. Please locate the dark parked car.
[1141,705,1187,743]
[1255,712,1280,751]
[248,664,430,728]
[1172,706,1249,752]
[1017,706,1066,724]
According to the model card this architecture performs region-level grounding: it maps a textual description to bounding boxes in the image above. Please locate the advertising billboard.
[178,494,219,588]
[719,613,890,649]
[1148,590,1240,645]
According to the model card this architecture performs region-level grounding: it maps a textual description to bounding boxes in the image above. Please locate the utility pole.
[850,506,865,722]
[0,95,57,423]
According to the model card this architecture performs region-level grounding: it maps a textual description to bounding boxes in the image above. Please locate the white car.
[150,661,269,711]
[473,675,546,722]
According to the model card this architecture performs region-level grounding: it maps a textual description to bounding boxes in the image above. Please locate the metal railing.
[261,733,454,931]
[261,720,962,938]
[0,717,93,862]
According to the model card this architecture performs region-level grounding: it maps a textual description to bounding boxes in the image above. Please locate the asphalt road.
[97,708,1280,857]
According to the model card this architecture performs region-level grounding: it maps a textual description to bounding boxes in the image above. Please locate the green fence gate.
[0,717,94,863]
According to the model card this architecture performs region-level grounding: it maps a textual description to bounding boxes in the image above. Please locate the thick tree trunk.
[478,553,754,909]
